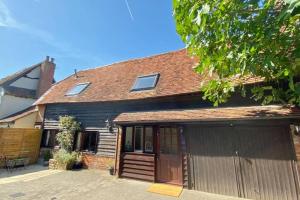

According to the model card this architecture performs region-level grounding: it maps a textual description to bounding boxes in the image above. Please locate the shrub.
[53,149,77,170]
[43,150,52,161]
[56,115,81,152]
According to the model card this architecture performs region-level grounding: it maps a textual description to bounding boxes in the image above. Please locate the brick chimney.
[37,56,55,98]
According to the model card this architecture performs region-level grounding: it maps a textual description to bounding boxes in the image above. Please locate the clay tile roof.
[114,105,300,124]
[35,49,263,105]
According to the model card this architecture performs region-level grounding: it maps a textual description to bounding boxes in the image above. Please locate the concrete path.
[0,169,249,200]
[0,164,48,178]
[0,169,62,185]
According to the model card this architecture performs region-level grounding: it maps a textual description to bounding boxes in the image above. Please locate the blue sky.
[0,0,184,81]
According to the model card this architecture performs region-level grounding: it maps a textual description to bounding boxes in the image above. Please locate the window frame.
[65,82,90,96]
[123,126,154,154]
[41,130,58,148]
[134,126,144,152]
[159,126,179,155]
[131,73,160,91]
[124,127,134,152]
[78,131,98,153]
[144,126,154,153]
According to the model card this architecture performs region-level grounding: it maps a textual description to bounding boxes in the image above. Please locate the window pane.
[134,127,143,151]
[81,132,97,153]
[89,132,97,152]
[159,127,178,154]
[66,83,89,96]
[125,127,133,151]
[132,74,159,91]
[144,127,153,153]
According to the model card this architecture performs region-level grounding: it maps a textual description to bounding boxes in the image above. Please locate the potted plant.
[73,153,83,169]
[51,115,81,170]
[43,150,52,166]
[107,160,115,175]
[53,149,77,170]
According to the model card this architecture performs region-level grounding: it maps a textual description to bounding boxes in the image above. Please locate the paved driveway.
[0,168,248,200]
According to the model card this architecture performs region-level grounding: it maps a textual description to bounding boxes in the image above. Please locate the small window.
[131,74,159,91]
[134,126,143,151]
[124,126,154,153]
[144,127,153,153]
[78,131,98,153]
[66,83,90,96]
[41,130,58,148]
[125,127,133,151]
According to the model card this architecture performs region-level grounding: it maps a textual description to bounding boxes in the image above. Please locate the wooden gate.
[186,123,300,200]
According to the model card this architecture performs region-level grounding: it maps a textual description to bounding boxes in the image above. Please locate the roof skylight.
[131,74,159,91]
[65,83,90,96]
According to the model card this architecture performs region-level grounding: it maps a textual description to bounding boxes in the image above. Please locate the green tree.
[173,0,300,106]
[56,116,81,152]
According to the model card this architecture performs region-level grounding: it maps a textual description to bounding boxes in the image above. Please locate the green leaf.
[173,0,300,106]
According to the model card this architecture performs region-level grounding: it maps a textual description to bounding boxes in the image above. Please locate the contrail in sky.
[125,0,134,21]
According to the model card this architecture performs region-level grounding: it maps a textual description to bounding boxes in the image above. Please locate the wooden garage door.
[186,124,300,200]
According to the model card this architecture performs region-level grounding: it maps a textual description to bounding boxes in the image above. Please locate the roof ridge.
[0,62,42,86]
[76,48,186,74]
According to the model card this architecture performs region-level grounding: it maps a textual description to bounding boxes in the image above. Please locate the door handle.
[235,151,239,157]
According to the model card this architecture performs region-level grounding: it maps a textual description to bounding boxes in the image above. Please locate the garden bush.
[43,149,52,161]
[53,149,77,170]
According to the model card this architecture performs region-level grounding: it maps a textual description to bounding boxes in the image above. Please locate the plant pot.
[57,162,74,170]
[73,162,82,169]
[109,168,114,175]
[43,161,49,167]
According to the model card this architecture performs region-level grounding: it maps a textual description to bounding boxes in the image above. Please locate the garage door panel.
[187,126,239,197]
[187,123,299,200]
[237,126,299,200]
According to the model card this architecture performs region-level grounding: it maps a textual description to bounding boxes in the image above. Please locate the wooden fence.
[0,128,42,166]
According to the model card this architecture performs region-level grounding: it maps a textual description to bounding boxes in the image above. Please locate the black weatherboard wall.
[43,93,257,157]
[44,94,205,157]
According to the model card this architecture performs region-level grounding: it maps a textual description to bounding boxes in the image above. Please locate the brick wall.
[82,153,115,170]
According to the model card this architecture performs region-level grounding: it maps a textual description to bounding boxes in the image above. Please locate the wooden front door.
[156,127,183,185]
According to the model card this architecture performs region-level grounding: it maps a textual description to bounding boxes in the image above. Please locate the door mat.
[147,183,183,197]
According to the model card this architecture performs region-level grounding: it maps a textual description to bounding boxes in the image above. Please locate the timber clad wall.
[43,93,257,129]
[0,128,41,165]
[97,128,118,157]
[43,94,206,158]
[120,153,155,182]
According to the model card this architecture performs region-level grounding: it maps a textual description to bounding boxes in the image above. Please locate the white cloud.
[0,0,102,65]
[0,0,18,28]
